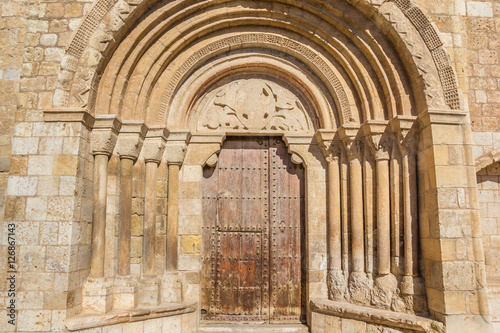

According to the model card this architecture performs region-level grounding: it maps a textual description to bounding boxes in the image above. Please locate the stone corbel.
[283,134,316,167]
[91,115,122,156]
[142,127,169,164]
[361,121,392,160]
[115,122,148,161]
[165,130,191,166]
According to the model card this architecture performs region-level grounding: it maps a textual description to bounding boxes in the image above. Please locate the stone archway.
[43,1,493,332]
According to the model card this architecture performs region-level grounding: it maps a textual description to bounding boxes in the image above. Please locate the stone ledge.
[65,302,197,331]
[310,298,444,333]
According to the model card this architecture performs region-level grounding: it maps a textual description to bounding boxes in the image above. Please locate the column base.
[372,273,398,310]
[113,276,139,310]
[139,276,161,306]
[348,272,372,305]
[161,272,183,303]
[327,269,348,301]
[82,277,113,314]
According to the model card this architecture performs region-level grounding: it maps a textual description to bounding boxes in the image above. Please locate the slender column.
[363,145,374,275]
[141,127,168,275]
[402,138,419,277]
[349,148,364,273]
[115,122,147,276]
[327,150,342,272]
[118,158,134,276]
[390,152,401,275]
[376,152,391,275]
[316,131,345,300]
[90,116,121,278]
[341,149,349,273]
[340,130,364,274]
[166,164,179,271]
[91,154,110,278]
[390,117,419,282]
[363,123,392,276]
[164,131,190,271]
[144,162,158,274]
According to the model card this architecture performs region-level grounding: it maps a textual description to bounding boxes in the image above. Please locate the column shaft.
[377,158,391,275]
[341,152,350,272]
[91,154,109,278]
[143,161,158,275]
[403,152,419,276]
[118,158,133,276]
[327,158,342,271]
[166,164,180,271]
[350,158,364,273]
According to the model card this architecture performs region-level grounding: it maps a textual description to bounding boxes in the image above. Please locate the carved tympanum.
[198,79,312,132]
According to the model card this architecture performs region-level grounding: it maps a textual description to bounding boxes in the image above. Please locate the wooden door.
[201,137,305,323]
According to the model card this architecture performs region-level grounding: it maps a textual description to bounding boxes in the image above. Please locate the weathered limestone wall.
[478,162,500,330]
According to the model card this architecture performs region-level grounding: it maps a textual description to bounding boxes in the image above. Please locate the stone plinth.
[82,278,113,314]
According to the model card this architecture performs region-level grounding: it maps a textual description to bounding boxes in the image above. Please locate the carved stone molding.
[115,122,148,160]
[44,108,95,128]
[91,115,122,156]
[142,127,169,164]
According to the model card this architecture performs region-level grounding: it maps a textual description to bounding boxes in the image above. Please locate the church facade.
[1,0,500,332]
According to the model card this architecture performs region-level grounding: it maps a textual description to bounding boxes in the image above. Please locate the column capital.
[165,130,191,165]
[142,127,169,164]
[338,124,363,160]
[389,116,419,154]
[115,121,148,161]
[91,115,122,156]
[361,121,392,161]
[315,130,341,162]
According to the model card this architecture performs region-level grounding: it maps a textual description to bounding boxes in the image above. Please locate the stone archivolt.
[55,0,460,127]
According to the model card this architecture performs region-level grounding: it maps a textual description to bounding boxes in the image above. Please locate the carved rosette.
[142,127,169,164]
[115,122,148,161]
[91,115,122,156]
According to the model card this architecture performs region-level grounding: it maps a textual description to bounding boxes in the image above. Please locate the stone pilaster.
[417,109,493,332]
[165,131,191,272]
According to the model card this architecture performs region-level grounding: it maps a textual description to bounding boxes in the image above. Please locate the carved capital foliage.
[389,116,419,155]
[361,121,392,160]
[142,127,169,164]
[365,133,393,161]
[91,115,122,156]
[338,124,362,160]
[165,131,191,165]
[315,130,341,163]
[115,122,148,160]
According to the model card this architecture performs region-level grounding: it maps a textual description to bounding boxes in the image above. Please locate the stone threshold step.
[198,323,309,333]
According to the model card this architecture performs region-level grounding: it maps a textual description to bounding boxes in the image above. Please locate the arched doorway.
[201,136,306,323]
